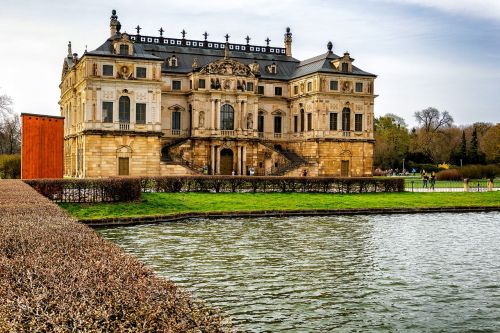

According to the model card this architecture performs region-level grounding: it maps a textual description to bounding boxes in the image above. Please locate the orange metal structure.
[21,113,64,179]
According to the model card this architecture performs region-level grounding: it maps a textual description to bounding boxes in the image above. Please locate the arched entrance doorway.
[220,148,234,175]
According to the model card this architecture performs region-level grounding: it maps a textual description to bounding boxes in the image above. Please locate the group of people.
[421,170,437,190]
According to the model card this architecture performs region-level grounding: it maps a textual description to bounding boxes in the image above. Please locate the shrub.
[436,169,462,181]
[26,176,405,202]
[460,164,500,179]
[0,154,20,179]
[25,178,142,203]
[0,180,232,332]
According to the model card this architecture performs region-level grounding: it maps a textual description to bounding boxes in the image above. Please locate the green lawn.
[60,191,500,220]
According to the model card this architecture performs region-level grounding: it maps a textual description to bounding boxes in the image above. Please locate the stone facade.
[60,10,376,178]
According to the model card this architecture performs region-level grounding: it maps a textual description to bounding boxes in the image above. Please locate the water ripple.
[98,212,500,333]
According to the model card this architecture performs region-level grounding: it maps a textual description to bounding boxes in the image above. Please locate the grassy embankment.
[61,191,500,220]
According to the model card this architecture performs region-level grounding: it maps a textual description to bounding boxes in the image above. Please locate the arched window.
[220,104,234,130]
[119,96,130,123]
[342,107,351,131]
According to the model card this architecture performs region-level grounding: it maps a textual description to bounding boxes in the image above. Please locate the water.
[97,212,500,332]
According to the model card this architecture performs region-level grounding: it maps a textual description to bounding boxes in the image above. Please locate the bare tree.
[0,91,21,154]
[414,107,454,132]
[0,115,21,154]
[0,93,13,120]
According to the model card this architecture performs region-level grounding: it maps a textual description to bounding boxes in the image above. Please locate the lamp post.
[402,158,405,175]
[460,159,463,168]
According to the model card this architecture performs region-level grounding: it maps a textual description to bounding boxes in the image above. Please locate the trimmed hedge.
[0,180,232,332]
[25,178,142,203]
[26,176,405,203]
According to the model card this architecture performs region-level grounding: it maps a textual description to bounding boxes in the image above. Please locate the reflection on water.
[98,212,500,332]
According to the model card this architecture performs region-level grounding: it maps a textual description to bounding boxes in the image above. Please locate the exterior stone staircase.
[259,141,309,176]
[160,138,202,174]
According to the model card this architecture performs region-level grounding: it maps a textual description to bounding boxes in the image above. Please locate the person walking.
[430,171,436,190]
[421,170,428,188]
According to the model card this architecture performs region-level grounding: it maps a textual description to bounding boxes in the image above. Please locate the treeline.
[374,107,499,171]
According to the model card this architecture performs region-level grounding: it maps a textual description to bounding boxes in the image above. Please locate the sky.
[0,0,499,127]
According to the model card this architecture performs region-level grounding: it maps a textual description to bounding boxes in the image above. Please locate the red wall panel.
[21,113,64,179]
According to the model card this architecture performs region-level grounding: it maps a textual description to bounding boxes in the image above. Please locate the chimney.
[284,27,292,57]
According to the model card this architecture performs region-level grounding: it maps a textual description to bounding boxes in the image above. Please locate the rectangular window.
[172,80,181,90]
[307,113,312,131]
[355,82,363,93]
[136,67,146,78]
[330,80,338,90]
[294,115,298,132]
[293,85,298,95]
[189,80,193,89]
[136,103,146,124]
[102,65,113,76]
[102,102,113,123]
[307,81,312,91]
[258,114,264,133]
[172,111,181,130]
[342,63,349,73]
[274,86,282,96]
[274,116,282,133]
[198,79,206,89]
[329,113,338,131]
[355,114,363,131]
[246,82,254,91]
[119,44,129,55]
[257,85,264,94]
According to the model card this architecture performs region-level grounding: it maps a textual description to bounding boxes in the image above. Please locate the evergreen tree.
[469,127,479,164]
[459,130,467,164]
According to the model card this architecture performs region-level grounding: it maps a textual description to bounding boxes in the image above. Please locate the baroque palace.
[60,10,377,177]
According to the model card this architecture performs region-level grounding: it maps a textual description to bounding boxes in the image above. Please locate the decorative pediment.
[199,59,253,77]
[272,109,285,115]
[168,104,185,111]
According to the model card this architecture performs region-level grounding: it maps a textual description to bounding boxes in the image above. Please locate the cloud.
[380,0,500,20]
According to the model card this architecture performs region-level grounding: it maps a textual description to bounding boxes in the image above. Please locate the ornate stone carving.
[248,62,260,74]
[118,65,132,79]
[247,113,253,129]
[200,59,253,76]
[199,111,205,128]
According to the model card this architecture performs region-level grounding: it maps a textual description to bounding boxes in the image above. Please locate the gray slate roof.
[84,34,376,80]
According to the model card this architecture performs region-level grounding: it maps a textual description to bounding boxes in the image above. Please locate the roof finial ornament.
[224,40,230,59]
[135,25,142,35]
[327,41,333,52]
[245,35,251,45]
[181,29,187,39]
[110,9,121,36]
[67,41,72,57]
[224,33,230,42]
[203,31,208,40]
[265,37,271,46]
[159,27,164,37]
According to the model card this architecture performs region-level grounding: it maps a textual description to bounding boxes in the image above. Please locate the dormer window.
[168,55,178,67]
[120,44,129,55]
[267,62,277,74]
[342,63,349,73]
